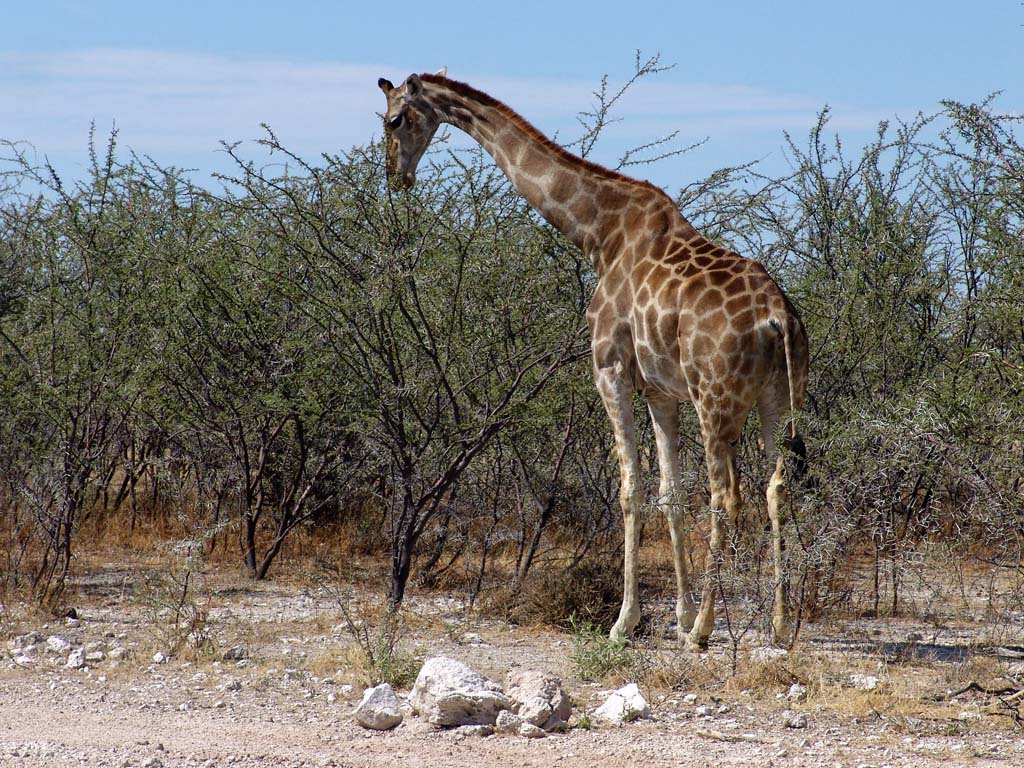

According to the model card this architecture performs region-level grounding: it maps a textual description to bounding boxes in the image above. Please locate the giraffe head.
[377,72,443,188]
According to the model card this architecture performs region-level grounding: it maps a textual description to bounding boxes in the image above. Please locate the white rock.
[519,723,546,738]
[787,683,808,702]
[450,724,493,738]
[153,652,167,664]
[594,683,650,724]
[506,670,573,731]
[108,647,127,661]
[66,649,85,669]
[409,656,510,726]
[694,704,714,717]
[46,636,71,654]
[850,674,880,691]
[353,683,404,731]
[16,631,43,649]
[85,651,105,663]
[495,709,523,734]
[784,710,808,729]
[682,693,698,705]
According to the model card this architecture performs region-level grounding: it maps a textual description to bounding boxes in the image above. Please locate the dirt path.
[3,568,1022,767]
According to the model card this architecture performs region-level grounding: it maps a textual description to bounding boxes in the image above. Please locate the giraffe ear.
[406,74,423,97]
[378,78,394,94]
[434,66,447,78]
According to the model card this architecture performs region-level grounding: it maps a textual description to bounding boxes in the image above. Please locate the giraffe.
[376,71,809,647]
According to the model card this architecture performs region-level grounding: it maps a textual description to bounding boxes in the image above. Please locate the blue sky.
[2,1,1021,193]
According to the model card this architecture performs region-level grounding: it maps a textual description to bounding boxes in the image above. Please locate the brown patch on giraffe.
[571,194,598,223]
[677,310,695,339]
[657,311,678,348]
[676,262,701,278]
[648,264,672,287]
[691,332,713,360]
[724,294,750,317]
[733,308,757,331]
[623,205,644,231]
[650,207,673,237]
[594,183,631,211]
[550,171,577,205]
[663,241,688,261]
[722,274,747,293]
[694,255,712,268]
[590,338,615,366]
[660,277,683,298]
[644,304,660,336]
[738,354,756,378]
[698,307,727,336]
[516,174,543,203]
[692,240,715,255]
[720,330,740,356]
[521,147,549,177]
[695,287,725,312]
[635,284,652,307]
[605,230,625,256]
[706,269,731,287]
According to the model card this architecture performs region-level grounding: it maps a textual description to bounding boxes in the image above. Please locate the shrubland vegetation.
[1,67,1021,643]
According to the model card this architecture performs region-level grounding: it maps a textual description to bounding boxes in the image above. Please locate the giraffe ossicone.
[377,71,809,647]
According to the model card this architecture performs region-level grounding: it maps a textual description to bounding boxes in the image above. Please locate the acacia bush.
[0,90,1021,630]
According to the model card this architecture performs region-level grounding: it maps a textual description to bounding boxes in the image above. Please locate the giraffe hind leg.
[688,428,742,649]
[759,389,795,645]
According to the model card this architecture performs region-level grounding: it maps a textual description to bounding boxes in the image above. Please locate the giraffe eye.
[388,113,404,131]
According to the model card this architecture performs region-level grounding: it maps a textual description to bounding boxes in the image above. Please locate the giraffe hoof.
[685,632,709,652]
[772,619,793,647]
[609,622,629,644]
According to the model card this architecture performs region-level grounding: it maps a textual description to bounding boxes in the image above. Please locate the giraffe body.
[378,72,809,646]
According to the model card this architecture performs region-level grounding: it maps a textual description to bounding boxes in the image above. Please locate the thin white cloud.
[0,48,893,178]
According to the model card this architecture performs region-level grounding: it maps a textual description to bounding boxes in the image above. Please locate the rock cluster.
[352,656,575,738]
[409,656,511,726]
[6,629,128,672]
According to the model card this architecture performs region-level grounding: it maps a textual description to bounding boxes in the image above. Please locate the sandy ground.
[2,564,1023,768]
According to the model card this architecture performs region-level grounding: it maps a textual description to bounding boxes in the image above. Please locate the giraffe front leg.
[647,396,696,640]
[596,364,642,643]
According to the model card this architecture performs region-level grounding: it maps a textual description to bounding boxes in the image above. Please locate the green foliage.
[568,613,635,682]
[0,86,1021,630]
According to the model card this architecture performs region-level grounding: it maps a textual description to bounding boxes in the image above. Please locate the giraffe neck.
[420,75,688,272]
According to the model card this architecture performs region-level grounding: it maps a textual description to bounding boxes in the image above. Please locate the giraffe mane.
[419,73,679,209]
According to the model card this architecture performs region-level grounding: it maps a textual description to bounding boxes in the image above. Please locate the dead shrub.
[498,557,622,628]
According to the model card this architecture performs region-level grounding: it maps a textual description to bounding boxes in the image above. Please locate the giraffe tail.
[769,316,808,482]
